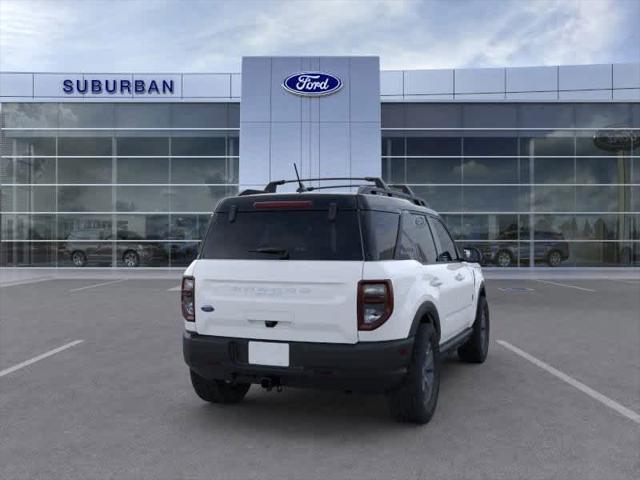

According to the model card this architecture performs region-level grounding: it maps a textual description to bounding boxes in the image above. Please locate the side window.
[429,217,459,262]
[396,213,437,263]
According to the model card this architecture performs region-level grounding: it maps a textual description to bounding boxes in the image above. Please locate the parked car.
[473,229,570,267]
[181,177,489,424]
[63,229,167,267]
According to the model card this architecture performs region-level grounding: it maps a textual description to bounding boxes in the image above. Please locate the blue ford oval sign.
[282,72,343,96]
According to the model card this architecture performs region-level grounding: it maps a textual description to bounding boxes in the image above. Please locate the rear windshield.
[201,210,363,261]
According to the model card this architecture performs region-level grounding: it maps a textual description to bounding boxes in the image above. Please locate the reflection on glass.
[169,242,200,267]
[170,186,236,212]
[533,186,575,212]
[116,186,170,212]
[58,158,112,183]
[58,214,112,240]
[576,186,630,212]
[58,186,112,212]
[462,158,519,184]
[463,186,524,212]
[406,158,461,184]
[172,137,226,156]
[117,137,169,156]
[115,215,169,240]
[58,137,112,156]
[411,186,462,212]
[170,215,210,240]
[13,157,56,184]
[406,137,460,156]
[117,158,169,184]
[170,158,228,184]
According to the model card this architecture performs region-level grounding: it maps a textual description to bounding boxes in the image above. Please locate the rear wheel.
[71,251,87,267]
[495,250,513,268]
[387,323,440,424]
[458,295,489,363]
[190,370,250,404]
[122,250,140,268]
[547,250,563,267]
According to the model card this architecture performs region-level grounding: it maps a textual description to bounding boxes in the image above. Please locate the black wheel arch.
[408,302,441,342]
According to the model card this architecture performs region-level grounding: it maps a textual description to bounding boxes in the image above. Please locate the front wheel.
[495,250,513,268]
[122,250,140,268]
[71,251,87,267]
[458,295,490,363]
[190,370,250,404]
[387,323,440,424]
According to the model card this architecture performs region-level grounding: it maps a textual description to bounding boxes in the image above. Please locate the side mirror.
[463,247,482,264]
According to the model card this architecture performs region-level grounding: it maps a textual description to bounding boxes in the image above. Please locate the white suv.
[182,178,489,424]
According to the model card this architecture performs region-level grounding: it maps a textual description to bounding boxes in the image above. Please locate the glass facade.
[382,103,640,267]
[1,101,638,267]
[0,103,239,267]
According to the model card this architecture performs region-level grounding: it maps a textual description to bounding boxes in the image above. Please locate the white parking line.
[0,340,84,378]
[167,285,181,291]
[68,279,126,292]
[534,280,596,292]
[0,277,54,288]
[497,340,640,425]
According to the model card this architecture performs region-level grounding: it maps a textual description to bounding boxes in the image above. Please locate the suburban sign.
[282,72,343,96]
[62,78,176,95]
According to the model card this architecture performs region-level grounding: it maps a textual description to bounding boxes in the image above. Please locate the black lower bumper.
[183,331,414,392]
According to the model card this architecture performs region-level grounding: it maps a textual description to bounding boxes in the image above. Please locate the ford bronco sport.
[182,177,489,424]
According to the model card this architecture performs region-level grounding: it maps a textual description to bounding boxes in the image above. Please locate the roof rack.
[239,177,428,207]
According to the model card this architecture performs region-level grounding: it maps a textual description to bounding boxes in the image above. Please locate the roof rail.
[238,177,429,207]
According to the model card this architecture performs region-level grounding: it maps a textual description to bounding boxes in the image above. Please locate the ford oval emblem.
[282,72,343,97]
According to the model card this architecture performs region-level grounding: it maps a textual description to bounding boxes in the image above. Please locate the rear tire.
[190,370,250,404]
[122,250,140,268]
[547,250,563,267]
[458,295,489,363]
[387,323,440,425]
[71,251,87,267]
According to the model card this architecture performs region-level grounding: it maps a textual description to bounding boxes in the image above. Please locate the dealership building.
[1,57,639,268]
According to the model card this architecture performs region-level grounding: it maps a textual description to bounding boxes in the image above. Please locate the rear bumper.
[183,331,414,392]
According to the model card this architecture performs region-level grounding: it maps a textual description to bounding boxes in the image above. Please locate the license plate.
[248,341,289,367]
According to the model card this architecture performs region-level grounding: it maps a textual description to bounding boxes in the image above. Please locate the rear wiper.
[248,247,290,259]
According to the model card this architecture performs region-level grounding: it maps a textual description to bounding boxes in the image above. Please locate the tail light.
[357,280,393,330]
[181,276,195,321]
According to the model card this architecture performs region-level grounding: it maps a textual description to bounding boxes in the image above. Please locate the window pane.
[533,215,575,240]
[381,137,404,156]
[411,186,462,212]
[115,214,169,240]
[117,157,169,183]
[115,242,168,267]
[59,104,114,128]
[170,186,235,212]
[4,137,55,156]
[8,186,57,212]
[13,157,56,184]
[171,158,229,184]
[463,158,518,184]
[1,242,57,267]
[117,137,168,156]
[58,158,112,183]
[116,186,170,212]
[201,211,363,261]
[170,214,210,240]
[575,157,630,184]
[533,186,576,212]
[441,214,463,240]
[114,104,170,128]
[576,186,630,212]
[361,211,399,261]
[463,186,524,212]
[567,242,636,266]
[171,136,226,156]
[58,137,112,156]
[59,186,112,212]
[429,217,458,261]
[463,137,518,156]
[2,104,58,128]
[396,213,435,263]
[171,104,229,128]
[58,214,112,240]
[462,214,520,240]
[170,242,200,267]
[406,137,461,156]
[406,158,461,184]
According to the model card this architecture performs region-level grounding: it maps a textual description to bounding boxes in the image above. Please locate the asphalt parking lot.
[0,274,639,479]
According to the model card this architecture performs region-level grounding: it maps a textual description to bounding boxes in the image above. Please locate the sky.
[0,0,639,73]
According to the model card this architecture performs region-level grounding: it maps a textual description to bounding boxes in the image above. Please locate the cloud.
[0,0,637,73]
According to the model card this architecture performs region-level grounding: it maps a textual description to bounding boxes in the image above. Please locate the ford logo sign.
[282,72,343,96]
